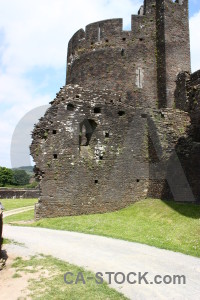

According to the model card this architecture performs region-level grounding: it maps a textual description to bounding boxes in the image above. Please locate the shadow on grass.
[162,199,200,219]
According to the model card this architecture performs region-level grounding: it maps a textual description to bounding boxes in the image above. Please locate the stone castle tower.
[31,0,200,219]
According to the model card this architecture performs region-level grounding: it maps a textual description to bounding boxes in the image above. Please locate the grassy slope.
[12,255,127,300]
[4,199,200,257]
[1,199,37,211]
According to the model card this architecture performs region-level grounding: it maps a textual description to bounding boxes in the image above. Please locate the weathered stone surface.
[0,188,39,199]
[31,0,200,219]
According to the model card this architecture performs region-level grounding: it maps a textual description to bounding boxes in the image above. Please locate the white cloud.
[190,11,200,72]
[0,0,141,72]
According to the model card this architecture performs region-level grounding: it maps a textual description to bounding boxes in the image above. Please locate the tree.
[0,167,14,187]
[12,169,30,186]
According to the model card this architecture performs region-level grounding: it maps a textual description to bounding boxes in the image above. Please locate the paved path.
[3,206,34,217]
[4,225,200,300]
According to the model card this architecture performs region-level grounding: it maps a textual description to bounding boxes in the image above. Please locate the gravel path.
[4,225,200,300]
[3,206,34,217]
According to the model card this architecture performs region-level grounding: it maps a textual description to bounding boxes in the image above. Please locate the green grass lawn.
[1,198,37,211]
[12,255,127,300]
[4,209,35,223]
[4,198,200,257]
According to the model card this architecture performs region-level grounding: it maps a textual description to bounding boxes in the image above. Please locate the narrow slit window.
[98,26,101,42]
[95,180,98,184]
[139,68,141,88]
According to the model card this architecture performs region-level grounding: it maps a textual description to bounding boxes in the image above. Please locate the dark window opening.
[105,39,109,43]
[79,119,97,147]
[122,38,126,41]
[91,41,94,45]
[110,100,113,103]
[118,111,125,116]
[141,114,147,118]
[95,180,98,184]
[160,112,165,118]
[121,48,125,56]
[136,179,140,183]
[53,130,57,134]
[94,107,101,113]
[139,38,144,41]
[76,95,80,98]
[53,154,58,159]
[99,156,103,160]
[67,103,75,111]
[105,132,109,138]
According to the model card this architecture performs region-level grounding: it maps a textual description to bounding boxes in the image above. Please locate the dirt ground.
[0,245,49,300]
[0,251,32,300]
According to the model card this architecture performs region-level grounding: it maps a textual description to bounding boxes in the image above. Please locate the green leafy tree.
[0,167,14,187]
[12,169,30,186]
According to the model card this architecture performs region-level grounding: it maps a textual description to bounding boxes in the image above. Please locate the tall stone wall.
[156,0,190,108]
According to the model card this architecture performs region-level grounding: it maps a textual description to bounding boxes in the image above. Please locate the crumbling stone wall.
[173,70,200,202]
[31,85,151,218]
[31,0,198,219]
[0,188,39,199]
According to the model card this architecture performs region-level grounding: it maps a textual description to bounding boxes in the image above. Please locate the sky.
[0,0,200,168]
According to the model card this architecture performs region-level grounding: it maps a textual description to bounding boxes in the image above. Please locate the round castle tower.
[66,0,190,108]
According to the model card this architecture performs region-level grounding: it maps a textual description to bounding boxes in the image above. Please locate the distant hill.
[13,166,34,176]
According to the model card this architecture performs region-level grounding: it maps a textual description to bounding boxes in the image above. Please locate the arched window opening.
[79,119,97,147]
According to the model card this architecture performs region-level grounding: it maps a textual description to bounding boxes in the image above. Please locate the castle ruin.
[31,0,200,219]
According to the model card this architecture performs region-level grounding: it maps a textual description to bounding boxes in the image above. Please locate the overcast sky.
[0,0,200,168]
